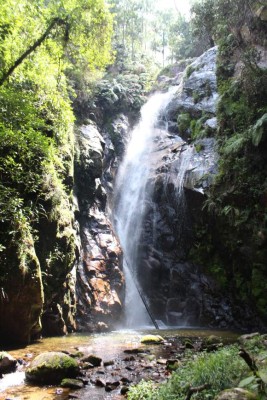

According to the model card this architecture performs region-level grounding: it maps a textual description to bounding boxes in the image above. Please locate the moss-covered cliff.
[0,0,112,343]
[189,2,267,324]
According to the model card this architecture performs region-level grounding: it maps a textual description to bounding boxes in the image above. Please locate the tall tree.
[0,0,113,85]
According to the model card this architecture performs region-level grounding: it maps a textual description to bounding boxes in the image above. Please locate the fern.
[250,113,267,147]
[222,133,246,155]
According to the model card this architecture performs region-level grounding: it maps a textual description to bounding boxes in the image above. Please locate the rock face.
[75,124,125,331]
[111,47,260,330]
[0,249,43,344]
[166,47,219,138]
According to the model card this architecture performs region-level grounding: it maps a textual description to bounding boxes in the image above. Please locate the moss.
[141,335,164,344]
[26,352,79,384]
[61,378,84,389]
[177,113,191,135]
[185,64,196,78]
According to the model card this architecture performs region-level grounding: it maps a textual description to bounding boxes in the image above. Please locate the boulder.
[141,335,164,344]
[0,352,17,374]
[25,352,79,384]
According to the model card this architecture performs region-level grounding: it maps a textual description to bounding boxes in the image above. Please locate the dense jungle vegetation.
[0,0,205,295]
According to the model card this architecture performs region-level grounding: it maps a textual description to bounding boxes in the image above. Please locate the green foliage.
[222,133,248,155]
[190,114,210,139]
[191,0,256,47]
[177,113,191,136]
[168,12,210,61]
[128,345,249,400]
[0,0,113,85]
[250,114,267,147]
[0,0,113,305]
[191,0,267,320]
[128,380,156,400]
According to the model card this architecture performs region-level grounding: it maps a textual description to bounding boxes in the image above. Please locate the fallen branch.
[239,348,258,374]
[185,383,211,400]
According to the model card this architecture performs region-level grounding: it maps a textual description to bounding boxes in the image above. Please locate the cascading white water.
[113,89,177,328]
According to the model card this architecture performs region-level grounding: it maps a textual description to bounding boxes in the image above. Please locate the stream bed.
[0,329,239,400]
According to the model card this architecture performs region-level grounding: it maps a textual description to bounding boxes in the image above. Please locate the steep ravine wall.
[74,124,125,332]
[108,46,264,330]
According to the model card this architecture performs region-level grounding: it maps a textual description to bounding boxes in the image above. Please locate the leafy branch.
[0,17,67,86]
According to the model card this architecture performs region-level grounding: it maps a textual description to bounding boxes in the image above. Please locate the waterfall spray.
[113,89,177,328]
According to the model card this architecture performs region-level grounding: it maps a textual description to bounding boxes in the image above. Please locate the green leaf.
[258,369,267,384]
[238,375,255,388]
[223,133,246,155]
[250,113,267,147]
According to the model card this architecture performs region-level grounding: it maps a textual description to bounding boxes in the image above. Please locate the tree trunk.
[0,17,66,86]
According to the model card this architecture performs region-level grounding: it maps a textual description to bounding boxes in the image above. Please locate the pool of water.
[0,328,239,400]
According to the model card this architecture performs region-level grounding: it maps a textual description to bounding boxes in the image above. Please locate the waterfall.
[113,88,181,328]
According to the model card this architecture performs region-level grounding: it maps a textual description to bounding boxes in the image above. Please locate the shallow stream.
[0,329,239,400]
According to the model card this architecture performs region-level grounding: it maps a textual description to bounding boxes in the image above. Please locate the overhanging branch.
[0,17,67,86]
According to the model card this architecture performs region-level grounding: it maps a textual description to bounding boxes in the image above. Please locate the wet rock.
[105,380,120,391]
[81,362,94,370]
[75,119,125,332]
[61,378,84,389]
[123,356,135,361]
[166,359,180,371]
[94,378,106,387]
[202,335,223,351]
[0,352,17,374]
[104,360,115,367]
[121,376,132,384]
[96,322,109,332]
[81,355,102,367]
[141,335,164,344]
[215,388,257,400]
[124,348,144,354]
[166,47,218,122]
[157,358,167,365]
[121,386,129,395]
[25,352,79,384]
[183,339,195,349]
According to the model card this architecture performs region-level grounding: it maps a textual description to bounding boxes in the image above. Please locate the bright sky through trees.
[157,0,191,17]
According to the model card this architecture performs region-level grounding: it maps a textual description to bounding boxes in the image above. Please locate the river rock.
[81,354,102,367]
[61,378,84,389]
[25,352,79,384]
[0,352,17,374]
[141,335,164,344]
[215,388,257,400]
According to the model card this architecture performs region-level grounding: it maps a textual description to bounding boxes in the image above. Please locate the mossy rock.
[140,335,164,344]
[25,352,79,384]
[204,335,222,345]
[61,378,84,389]
[215,388,257,400]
